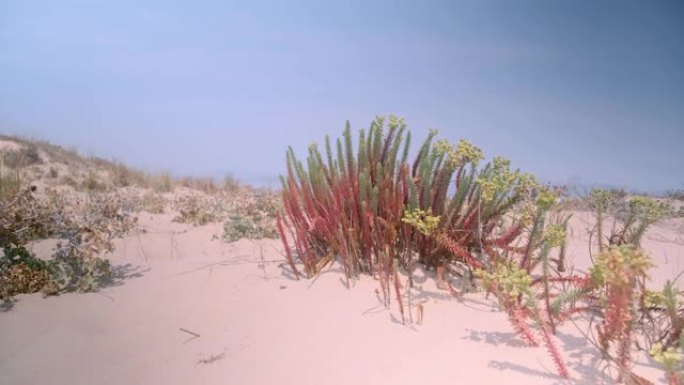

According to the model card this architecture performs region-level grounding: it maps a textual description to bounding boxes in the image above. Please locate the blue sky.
[1,1,682,191]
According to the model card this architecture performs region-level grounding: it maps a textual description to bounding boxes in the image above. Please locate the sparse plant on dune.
[128,192,167,214]
[613,196,671,247]
[637,280,684,385]
[170,186,280,242]
[279,116,543,325]
[589,189,671,252]
[0,185,51,299]
[589,188,620,253]
[223,213,277,242]
[1,184,138,299]
[640,280,684,352]
[279,117,413,283]
[474,189,582,378]
[222,192,279,242]
[590,246,655,382]
[173,194,223,225]
[44,191,137,293]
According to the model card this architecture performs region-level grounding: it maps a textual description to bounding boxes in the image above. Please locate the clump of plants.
[1,185,137,300]
[276,116,684,382]
[0,185,52,299]
[127,192,167,214]
[172,187,280,241]
[636,279,684,385]
[223,191,279,242]
[173,194,224,225]
[1,245,51,298]
[589,246,655,381]
[589,188,672,252]
[470,188,588,378]
[45,191,137,292]
[223,213,277,242]
[278,116,542,324]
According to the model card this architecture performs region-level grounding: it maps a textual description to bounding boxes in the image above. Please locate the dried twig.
[179,327,201,341]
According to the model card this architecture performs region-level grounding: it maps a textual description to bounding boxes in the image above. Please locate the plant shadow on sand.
[0,298,16,312]
[469,324,664,384]
[107,263,150,287]
[1,263,150,312]
[488,361,568,383]
[464,329,528,348]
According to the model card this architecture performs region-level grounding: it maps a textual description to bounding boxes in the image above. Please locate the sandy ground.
[1,210,683,385]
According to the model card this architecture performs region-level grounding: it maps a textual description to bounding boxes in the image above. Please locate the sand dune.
[2,208,682,385]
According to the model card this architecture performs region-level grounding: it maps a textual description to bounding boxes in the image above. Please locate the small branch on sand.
[179,327,201,342]
[174,257,289,277]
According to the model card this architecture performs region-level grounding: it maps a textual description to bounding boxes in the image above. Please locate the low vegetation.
[0,183,137,301]
[0,135,279,308]
[278,116,683,383]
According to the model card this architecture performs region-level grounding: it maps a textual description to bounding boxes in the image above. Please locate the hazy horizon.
[1,1,683,192]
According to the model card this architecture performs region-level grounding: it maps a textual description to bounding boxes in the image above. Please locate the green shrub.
[222,213,277,242]
[46,245,113,293]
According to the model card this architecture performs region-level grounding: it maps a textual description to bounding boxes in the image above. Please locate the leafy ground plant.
[1,186,137,299]
[473,189,582,378]
[589,188,672,251]
[590,246,655,382]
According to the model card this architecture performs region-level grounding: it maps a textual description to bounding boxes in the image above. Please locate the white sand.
[1,210,682,385]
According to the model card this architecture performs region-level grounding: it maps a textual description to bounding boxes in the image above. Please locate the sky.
[1,0,682,191]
